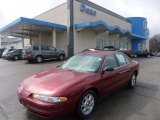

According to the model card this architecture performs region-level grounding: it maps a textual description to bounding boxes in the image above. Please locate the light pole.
[67,0,74,57]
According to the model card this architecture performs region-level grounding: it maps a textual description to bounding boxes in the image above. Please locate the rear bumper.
[17,87,74,117]
[22,55,34,60]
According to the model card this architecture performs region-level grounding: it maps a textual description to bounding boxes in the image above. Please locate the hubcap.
[15,56,18,60]
[59,55,63,60]
[81,94,95,115]
[37,57,42,63]
[131,74,136,86]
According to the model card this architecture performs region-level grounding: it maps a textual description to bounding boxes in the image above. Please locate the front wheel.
[128,73,137,89]
[77,90,97,119]
[58,54,64,61]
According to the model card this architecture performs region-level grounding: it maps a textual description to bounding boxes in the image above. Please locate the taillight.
[27,51,32,57]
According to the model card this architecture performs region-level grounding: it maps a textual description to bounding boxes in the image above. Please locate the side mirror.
[103,67,114,72]
[56,61,66,67]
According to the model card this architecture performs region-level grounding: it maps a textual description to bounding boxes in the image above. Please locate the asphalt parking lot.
[0,57,160,120]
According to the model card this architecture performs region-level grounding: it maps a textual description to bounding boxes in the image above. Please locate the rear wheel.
[14,55,19,60]
[77,90,97,119]
[128,73,137,89]
[36,56,43,63]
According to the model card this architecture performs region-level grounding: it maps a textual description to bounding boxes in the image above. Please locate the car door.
[48,46,59,58]
[41,46,50,59]
[99,54,122,95]
[115,53,132,85]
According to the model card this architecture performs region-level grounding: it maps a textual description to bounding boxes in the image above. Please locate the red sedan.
[17,50,139,119]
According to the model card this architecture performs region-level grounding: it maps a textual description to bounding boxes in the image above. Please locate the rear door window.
[104,54,118,69]
[124,54,131,64]
[41,46,49,51]
[115,53,127,66]
[49,46,56,51]
[33,46,39,51]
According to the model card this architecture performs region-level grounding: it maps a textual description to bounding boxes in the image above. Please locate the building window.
[120,41,124,50]
[123,42,128,50]
[115,41,119,48]
[103,40,109,47]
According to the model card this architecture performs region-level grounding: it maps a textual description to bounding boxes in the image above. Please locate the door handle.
[119,69,131,74]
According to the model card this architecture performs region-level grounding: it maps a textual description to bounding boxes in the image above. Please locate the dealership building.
[0,0,149,56]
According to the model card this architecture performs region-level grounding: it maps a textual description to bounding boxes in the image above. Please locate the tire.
[128,73,137,89]
[27,60,33,63]
[147,55,151,58]
[77,90,97,119]
[58,54,64,61]
[36,56,43,63]
[14,55,19,60]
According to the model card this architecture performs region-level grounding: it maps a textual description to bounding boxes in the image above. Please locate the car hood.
[22,68,90,95]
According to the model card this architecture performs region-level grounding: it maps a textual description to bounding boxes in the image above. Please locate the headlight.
[32,94,68,103]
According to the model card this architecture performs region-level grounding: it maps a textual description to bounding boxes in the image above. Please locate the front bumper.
[17,87,73,117]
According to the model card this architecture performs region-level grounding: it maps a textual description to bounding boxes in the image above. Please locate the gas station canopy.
[0,17,67,38]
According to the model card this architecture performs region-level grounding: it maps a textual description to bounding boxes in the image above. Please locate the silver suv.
[22,45,65,63]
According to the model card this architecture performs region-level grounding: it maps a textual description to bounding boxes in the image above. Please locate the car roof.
[79,50,117,56]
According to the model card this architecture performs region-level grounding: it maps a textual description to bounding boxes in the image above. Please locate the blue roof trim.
[0,18,21,32]
[0,17,67,32]
[75,20,131,35]
[131,33,146,39]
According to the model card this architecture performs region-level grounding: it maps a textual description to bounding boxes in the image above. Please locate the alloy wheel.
[131,74,136,87]
[36,56,43,63]
[14,56,19,60]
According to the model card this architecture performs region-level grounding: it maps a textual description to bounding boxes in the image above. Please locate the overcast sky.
[0,0,159,37]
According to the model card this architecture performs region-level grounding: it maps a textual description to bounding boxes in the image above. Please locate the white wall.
[1,41,23,49]
[34,3,68,25]
[74,29,130,53]
[56,31,67,53]
[74,1,131,31]
[73,0,132,53]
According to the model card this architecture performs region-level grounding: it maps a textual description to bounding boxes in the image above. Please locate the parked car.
[5,49,23,60]
[134,51,153,58]
[0,48,5,58]
[103,46,117,51]
[18,50,139,119]
[156,52,160,57]
[1,48,15,58]
[103,46,133,57]
[22,45,65,63]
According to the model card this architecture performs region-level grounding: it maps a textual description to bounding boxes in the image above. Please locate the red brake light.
[27,51,32,57]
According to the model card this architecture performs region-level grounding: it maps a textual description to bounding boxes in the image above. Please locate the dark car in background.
[134,51,153,58]
[22,45,65,63]
[5,49,23,60]
[84,46,133,57]
[103,46,117,51]
[1,48,15,58]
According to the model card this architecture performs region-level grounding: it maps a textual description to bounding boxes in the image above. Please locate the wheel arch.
[134,70,138,77]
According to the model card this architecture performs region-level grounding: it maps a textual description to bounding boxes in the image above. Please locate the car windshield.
[61,54,103,73]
